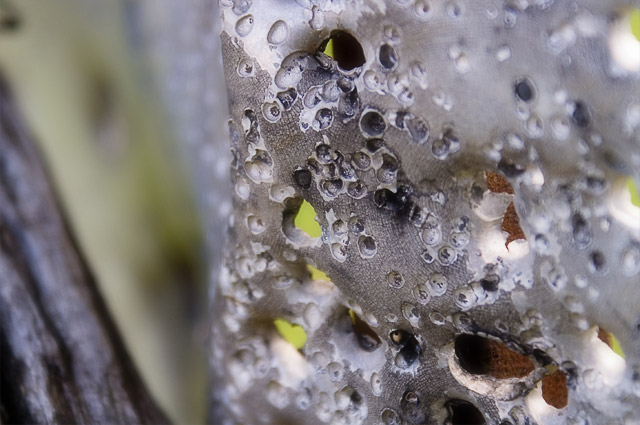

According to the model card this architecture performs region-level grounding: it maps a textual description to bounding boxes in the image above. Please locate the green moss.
[294,199,322,238]
[273,318,307,350]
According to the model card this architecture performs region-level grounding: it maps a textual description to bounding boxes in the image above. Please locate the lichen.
[211,1,640,423]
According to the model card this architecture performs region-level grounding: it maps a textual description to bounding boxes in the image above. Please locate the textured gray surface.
[211,0,640,424]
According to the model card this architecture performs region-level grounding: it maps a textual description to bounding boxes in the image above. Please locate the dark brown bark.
[0,73,169,424]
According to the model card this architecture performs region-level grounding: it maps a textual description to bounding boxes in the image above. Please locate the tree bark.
[0,73,169,424]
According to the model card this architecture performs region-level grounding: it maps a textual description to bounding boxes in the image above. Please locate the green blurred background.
[1,1,206,423]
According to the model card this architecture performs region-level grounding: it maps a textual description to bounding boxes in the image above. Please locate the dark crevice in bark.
[0,209,86,420]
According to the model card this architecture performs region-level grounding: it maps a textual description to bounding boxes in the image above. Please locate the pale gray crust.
[213,1,640,424]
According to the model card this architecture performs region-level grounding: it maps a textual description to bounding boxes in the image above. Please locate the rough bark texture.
[0,74,169,424]
[210,1,640,424]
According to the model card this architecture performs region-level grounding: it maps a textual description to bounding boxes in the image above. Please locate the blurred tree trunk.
[0,74,168,424]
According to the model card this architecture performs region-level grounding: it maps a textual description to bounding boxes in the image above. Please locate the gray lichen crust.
[211,0,640,424]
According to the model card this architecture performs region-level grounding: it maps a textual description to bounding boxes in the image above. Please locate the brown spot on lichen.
[597,327,613,348]
[486,171,514,194]
[541,370,568,409]
[455,334,535,379]
[597,327,625,357]
[486,339,535,379]
[484,172,526,248]
[503,203,526,248]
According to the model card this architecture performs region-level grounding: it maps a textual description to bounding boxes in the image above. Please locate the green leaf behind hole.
[323,38,335,58]
[294,199,322,238]
[307,264,330,282]
[631,9,640,41]
[273,318,307,350]
[628,178,640,208]
[610,333,625,358]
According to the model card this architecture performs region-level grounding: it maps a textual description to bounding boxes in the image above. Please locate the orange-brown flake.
[486,171,515,194]
[503,202,526,248]
[597,327,613,348]
[485,339,535,379]
[455,334,535,379]
[542,370,568,409]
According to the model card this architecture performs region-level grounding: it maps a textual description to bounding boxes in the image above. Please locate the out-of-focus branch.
[0,73,169,424]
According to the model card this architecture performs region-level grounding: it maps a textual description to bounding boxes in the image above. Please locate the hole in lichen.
[445,399,486,425]
[283,197,320,245]
[598,327,625,358]
[293,167,312,190]
[498,159,526,178]
[348,310,381,352]
[541,369,568,409]
[514,77,535,102]
[320,30,366,70]
[274,318,307,350]
[389,330,421,368]
[454,334,535,378]
[570,100,591,128]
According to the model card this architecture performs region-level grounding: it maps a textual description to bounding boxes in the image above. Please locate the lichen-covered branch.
[211,1,640,424]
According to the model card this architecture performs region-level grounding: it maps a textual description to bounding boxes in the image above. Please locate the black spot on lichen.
[293,168,312,189]
[445,399,485,425]
[571,100,591,128]
[480,274,500,292]
[455,334,534,378]
[360,111,386,137]
[277,88,298,110]
[379,44,398,70]
[373,185,415,215]
[350,311,381,352]
[390,330,422,368]
[514,78,534,102]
